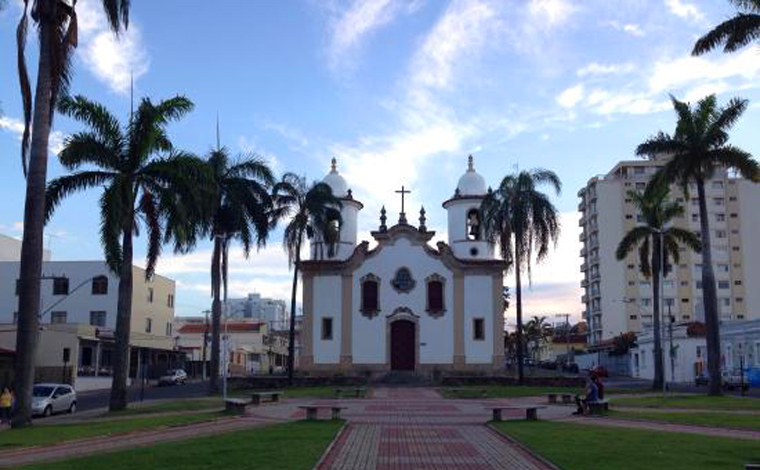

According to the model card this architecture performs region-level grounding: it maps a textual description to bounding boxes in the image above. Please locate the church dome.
[322,158,348,197]
[457,155,487,196]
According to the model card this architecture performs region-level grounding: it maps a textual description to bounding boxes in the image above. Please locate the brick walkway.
[313,388,557,470]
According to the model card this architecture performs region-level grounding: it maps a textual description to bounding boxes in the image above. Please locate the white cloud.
[577,62,636,77]
[237,136,282,174]
[528,0,576,28]
[0,116,66,156]
[665,0,704,23]
[0,116,24,135]
[327,0,415,71]
[411,0,497,89]
[605,20,645,37]
[648,48,760,93]
[557,84,585,108]
[76,0,149,94]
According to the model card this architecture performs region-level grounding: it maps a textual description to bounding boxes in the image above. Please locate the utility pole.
[668,302,675,384]
[202,310,210,381]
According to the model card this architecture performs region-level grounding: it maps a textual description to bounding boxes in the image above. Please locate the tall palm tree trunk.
[209,235,222,393]
[110,217,134,411]
[696,179,722,396]
[651,235,664,391]
[287,242,301,385]
[12,18,55,428]
[514,251,525,384]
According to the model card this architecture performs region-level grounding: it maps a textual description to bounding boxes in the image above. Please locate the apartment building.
[0,260,181,390]
[224,292,288,328]
[578,156,760,345]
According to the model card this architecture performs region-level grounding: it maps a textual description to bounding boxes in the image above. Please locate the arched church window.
[360,273,381,317]
[391,267,416,293]
[466,209,481,241]
[425,274,446,317]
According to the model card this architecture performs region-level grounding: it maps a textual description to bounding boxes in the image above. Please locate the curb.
[312,421,349,470]
[486,423,563,470]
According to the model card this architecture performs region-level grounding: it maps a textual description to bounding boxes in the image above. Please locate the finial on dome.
[331,157,337,172]
[419,206,427,232]
[468,154,474,171]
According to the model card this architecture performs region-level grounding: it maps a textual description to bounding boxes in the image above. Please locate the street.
[76,380,210,412]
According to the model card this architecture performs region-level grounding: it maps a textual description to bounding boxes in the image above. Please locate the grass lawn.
[493,420,760,470]
[438,385,582,399]
[107,398,224,416]
[0,411,232,449]
[23,420,343,470]
[612,394,760,411]
[609,409,760,431]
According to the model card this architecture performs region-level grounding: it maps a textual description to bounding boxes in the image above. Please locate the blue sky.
[2,0,760,324]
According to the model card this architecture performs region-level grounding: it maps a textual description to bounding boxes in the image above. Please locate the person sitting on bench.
[573,373,599,415]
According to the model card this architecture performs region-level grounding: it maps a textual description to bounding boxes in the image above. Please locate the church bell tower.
[311,158,363,260]
[442,155,494,259]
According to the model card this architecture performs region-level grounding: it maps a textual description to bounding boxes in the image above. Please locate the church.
[299,156,506,375]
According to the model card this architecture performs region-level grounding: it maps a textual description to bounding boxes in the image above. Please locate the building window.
[90,311,106,327]
[635,182,646,190]
[730,213,738,218]
[641,298,651,307]
[718,280,730,289]
[391,267,416,293]
[680,281,688,286]
[682,315,690,320]
[51,311,67,324]
[712,181,724,190]
[681,298,689,303]
[732,246,740,252]
[716,213,726,222]
[627,264,635,270]
[145,317,152,333]
[691,214,699,222]
[736,297,744,303]
[321,317,333,340]
[148,288,154,303]
[696,281,703,289]
[714,198,725,206]
[425,274,446,316]
[360,274,381,316]
[165,322,172,336]
[167,294,174,308]
[716,230,726,239]
[53,277,69,296]
[91,276,108,295]
[729,196,737,201]
[720,298,730,307]
[473,318,485,341]
[466,209,482,241]
[735,280,742,286]
[717,264,729,273]
[629,315,638,320]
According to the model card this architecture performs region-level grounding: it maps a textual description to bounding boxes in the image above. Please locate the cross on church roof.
[395,185,411,224]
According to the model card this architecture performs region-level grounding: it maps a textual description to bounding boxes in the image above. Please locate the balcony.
[590,271,600,280]
[580,279,589,288]
[580,262,588,272]
[578,216,586,227]
[581,294,588,303]
[579,232,587,242]
[580,247,587,257]
[578,201,586,211]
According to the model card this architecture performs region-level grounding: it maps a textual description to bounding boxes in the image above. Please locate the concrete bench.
[225,398,248,415]
[299,405,347,421]
[251,391,282,406]
[487,406,546,422]
[587,399,610,415]
[546,393,558,404]
[334,387,367,398]
[745,465,760,470]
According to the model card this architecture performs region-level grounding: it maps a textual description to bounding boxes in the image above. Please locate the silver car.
[158,369,187,386]
[32,384,77,417]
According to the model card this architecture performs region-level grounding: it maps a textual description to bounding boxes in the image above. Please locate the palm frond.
[693,14,760,55]
[16,0,31,175]
[45,171,116,222]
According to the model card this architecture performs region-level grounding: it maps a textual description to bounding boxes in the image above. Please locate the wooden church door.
[390,320,415,371]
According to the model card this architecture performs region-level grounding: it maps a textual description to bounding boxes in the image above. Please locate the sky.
[2,0,760,326]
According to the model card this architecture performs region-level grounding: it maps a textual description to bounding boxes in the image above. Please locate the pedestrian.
[573,373,599,415]
[0,387,13,425]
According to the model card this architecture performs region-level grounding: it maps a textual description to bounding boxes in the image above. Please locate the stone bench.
[587,399,610,415]
[487,406,546,422]
[745,465,760,470]
[334,387,368,398]
[299,405,347,421]
[251,391,282,406]
[561,394,574,404]
[225,398,249,415]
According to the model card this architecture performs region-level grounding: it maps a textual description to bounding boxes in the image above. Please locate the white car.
[158,369,187,386]
[32,383,77,417]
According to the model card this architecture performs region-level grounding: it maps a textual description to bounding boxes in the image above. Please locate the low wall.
[74,376,113,392]
[228,376,368,390]
[440,376,585,387]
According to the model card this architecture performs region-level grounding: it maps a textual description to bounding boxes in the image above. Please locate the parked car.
[158,369,187,386]
[32,383,76,417]
[722,369,750,392]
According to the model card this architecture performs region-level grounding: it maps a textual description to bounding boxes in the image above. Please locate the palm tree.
[692,1,760,56]
[524,315,552,365]
[615,184,701,390]
[481,169,562,384]
[12,0,130,428]
[45,94,207,411]
[199,148,275,394]
[637,94,759,395]
[273,174,342,384]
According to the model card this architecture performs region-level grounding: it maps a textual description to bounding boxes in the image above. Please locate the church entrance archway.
[390,320,415,371]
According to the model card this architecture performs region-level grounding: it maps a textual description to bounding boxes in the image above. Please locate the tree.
[692,1,760,56]
[273,174,342,384]
[199,148,275,393]
[637,94,759,395]
[481,169,562,384]
[615,183,701,390]
[523,315,552,364]
[45,95,206,411]
[12,0,130,428]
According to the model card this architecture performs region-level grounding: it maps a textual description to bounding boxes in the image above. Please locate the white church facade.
[299,157,506,375]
